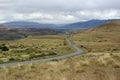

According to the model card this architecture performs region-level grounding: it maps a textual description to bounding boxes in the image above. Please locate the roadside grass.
[0,21,120,80]
[0,53,120,80]
[0,35,74,63]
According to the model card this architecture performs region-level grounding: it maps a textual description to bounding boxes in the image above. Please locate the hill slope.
[62,20,108,29]
[72,20,120,52]
[1,21,57,28]
[0,21,120,80]
[90,20,120,32]
[0,25,58,40]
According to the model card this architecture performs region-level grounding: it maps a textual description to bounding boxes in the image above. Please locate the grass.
[0,53,120,80]
[72,31,120,52]
[0,35,74,63]
[71,21,120,53]
[0,21,120,80]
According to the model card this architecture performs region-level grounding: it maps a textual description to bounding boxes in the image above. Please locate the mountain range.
[61,20,108,29]
[1,21,57,29]
[1,19,119,29]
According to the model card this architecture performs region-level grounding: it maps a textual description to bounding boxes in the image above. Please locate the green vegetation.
[0,44,9,51]
[0,27,59,40]
[0,21,120,80]
[0,35,74,63]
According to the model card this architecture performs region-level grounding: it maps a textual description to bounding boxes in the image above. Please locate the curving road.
[0,38,85,67]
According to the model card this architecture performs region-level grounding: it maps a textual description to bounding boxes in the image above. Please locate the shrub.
[0,44,9,51]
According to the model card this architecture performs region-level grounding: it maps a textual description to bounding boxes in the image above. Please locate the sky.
[0,0,120,24]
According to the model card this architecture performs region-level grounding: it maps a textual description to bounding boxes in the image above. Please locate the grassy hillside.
[72,21,120,52]
[0,35,74,63]
[90,21,120,32]
[0,21,120,80]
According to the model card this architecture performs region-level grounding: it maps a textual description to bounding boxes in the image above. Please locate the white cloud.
[74,9,120,20]
[1,12,76,23]
[0,0,120,23]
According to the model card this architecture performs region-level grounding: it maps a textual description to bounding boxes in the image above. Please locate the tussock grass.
[0,35,74,63]
[0,21,120,80]
[0,53,120,80]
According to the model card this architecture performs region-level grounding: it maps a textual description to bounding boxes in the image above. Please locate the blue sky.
[0,0,120,24]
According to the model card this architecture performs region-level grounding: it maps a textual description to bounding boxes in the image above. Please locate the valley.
[1,0,120,79]
[0,20,119,80]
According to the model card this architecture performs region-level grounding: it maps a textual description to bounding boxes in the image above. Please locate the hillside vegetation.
[0,26,59,40]
[72,21,120,52]
[0,35,74,63]
[0,21,120,80]
[0,52,120,80]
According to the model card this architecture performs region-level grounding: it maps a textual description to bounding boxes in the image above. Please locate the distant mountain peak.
[60,20,108,29]
[1,21,57,29]
[1,19,120,29]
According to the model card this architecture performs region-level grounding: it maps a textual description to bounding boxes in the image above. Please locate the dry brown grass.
[0,21,120,80]
[72,21,120,52]
[0,53,120,80]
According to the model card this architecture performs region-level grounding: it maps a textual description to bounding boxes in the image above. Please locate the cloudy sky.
[0,0,120,24]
